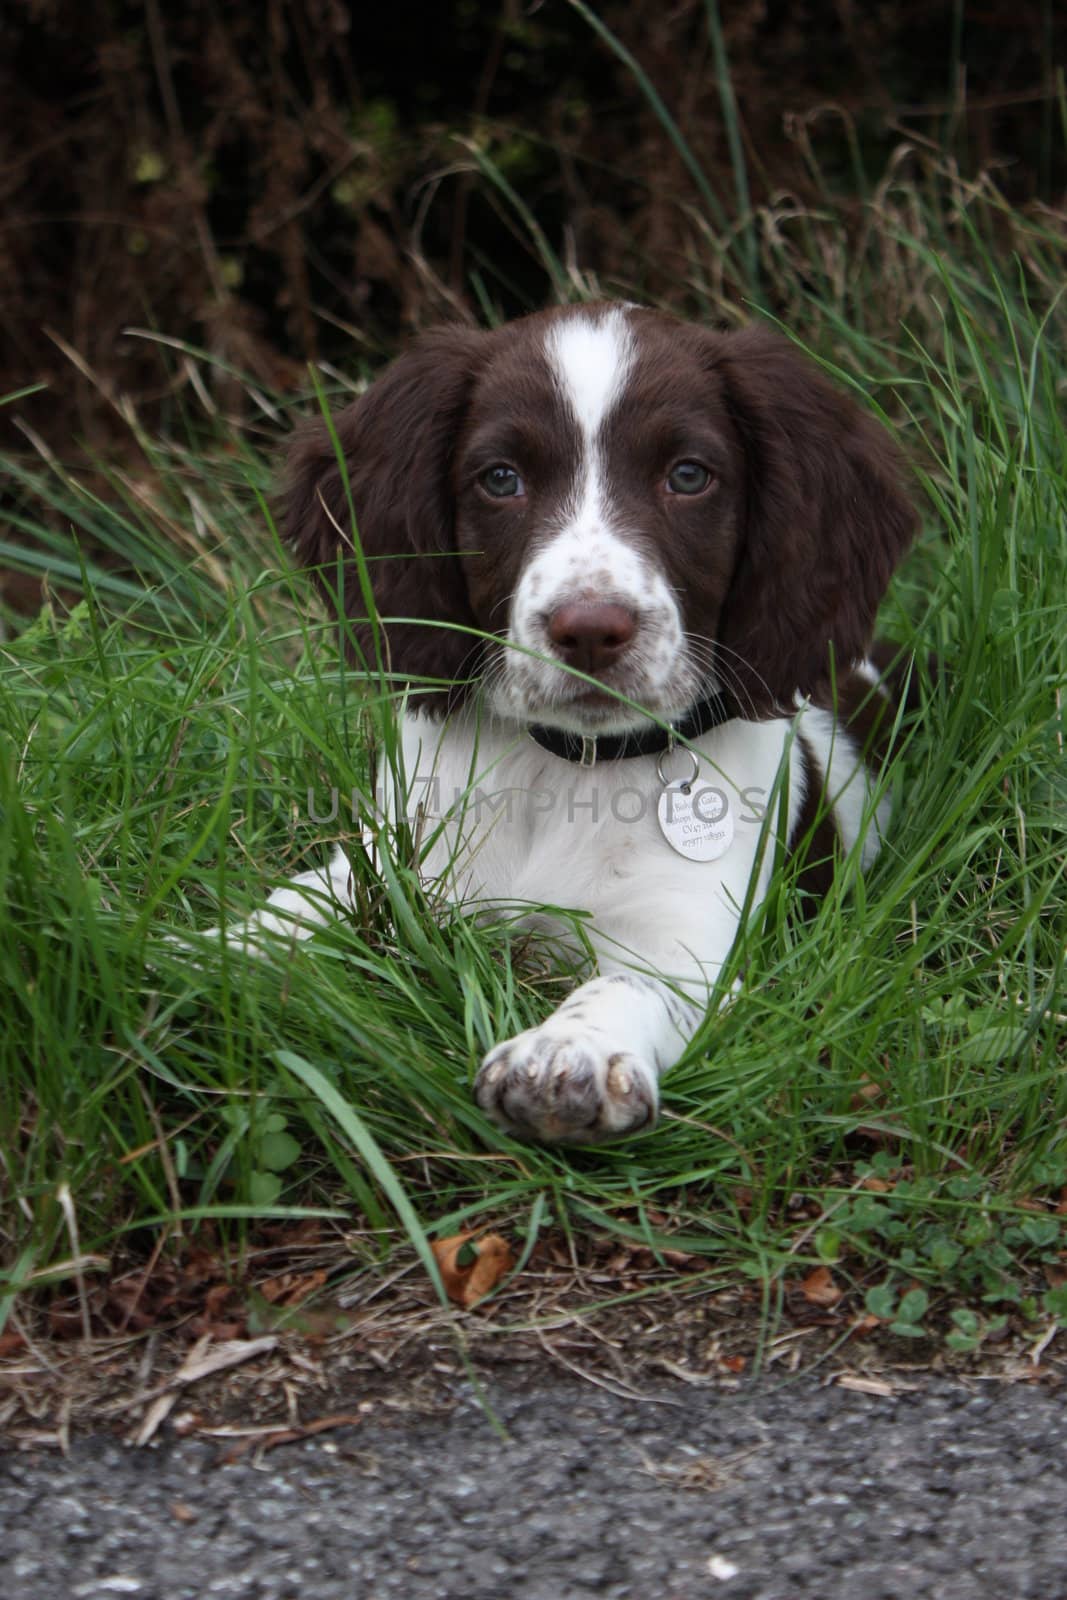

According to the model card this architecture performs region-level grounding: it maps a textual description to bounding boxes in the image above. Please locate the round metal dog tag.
[656,778,734,862]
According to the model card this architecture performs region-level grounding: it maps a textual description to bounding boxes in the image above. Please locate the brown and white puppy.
[248,304,917,1143]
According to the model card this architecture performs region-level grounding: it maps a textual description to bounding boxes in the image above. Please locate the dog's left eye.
[666,461,713,495]
[480,465,525,499]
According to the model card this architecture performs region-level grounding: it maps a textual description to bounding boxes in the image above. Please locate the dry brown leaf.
[798,1266,843,1308]
[216,1412,364,1464]
[259,1269,328,1306]
[131,1392,179,1447]
[836,1373,894,1397]
[431,1232,514,1308]
[169,1335,279,1387]
[850,1076,883,1108]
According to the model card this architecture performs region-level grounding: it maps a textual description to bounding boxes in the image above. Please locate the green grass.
[1,155,1065,1356]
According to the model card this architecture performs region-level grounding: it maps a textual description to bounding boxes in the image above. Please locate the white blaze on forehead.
[545,308,636,443]
[542,307,636,541]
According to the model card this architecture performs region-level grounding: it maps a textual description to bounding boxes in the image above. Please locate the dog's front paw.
[475,1023,658,1144]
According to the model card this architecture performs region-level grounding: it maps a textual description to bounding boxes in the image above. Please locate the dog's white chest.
[389,711,805,937]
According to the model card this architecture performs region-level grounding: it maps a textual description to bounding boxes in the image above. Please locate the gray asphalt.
[3,1374,1065,1599]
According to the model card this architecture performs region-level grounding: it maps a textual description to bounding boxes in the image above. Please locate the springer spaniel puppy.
[243,304,917,1143]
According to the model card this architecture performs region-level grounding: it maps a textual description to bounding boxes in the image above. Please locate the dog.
[236,303,917,1144]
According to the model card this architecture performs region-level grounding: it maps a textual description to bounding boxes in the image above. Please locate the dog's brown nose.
[547,602,638,674]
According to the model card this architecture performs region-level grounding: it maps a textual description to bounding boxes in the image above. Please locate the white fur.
[800,702,892,870]
[391,709,806,991]
[853,659,892,698]
[547,307,634,458]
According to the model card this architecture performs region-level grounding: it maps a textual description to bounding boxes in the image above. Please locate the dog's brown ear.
[710,326,918,714]
[285,325,491,695]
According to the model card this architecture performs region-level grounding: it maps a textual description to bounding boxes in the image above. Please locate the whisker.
[707,638,778,714]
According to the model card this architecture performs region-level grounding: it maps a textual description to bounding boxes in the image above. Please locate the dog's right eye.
[480,465,525,499]
[666,460,713,496]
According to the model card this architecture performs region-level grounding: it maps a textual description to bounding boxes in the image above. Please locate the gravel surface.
[3,1373,1065,1599]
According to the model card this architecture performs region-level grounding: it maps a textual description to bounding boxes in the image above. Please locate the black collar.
[526,689,736,766]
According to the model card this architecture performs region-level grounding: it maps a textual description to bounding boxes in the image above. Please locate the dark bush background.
[1,0,1062,442]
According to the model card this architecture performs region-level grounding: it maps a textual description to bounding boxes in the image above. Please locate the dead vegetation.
[3,1215,1065,1452]
[2,1,1061,447]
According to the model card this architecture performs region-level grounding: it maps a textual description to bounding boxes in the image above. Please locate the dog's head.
[287,304,917,727]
